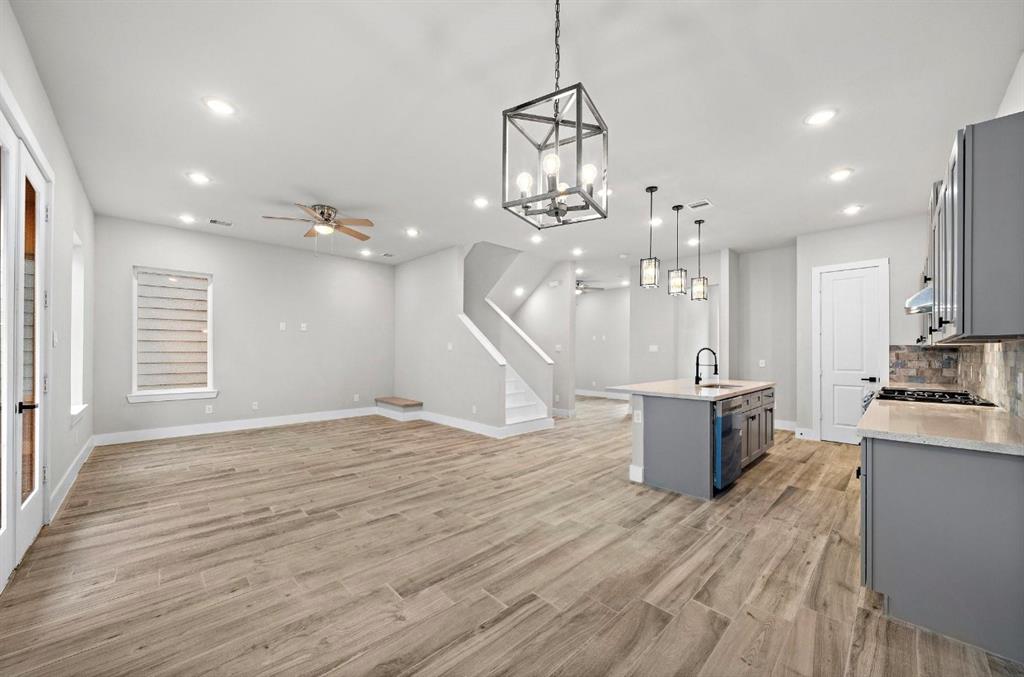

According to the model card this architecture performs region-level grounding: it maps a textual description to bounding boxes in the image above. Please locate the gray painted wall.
[93,217,395,433]
[735,245,798,422]
[2,0,96,490]
[575,287,629,392]
[512,262,575,413]
[394,246,505,426]
[795,214,928,428]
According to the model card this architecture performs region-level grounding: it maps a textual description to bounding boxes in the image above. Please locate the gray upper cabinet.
[934,111,1024,343]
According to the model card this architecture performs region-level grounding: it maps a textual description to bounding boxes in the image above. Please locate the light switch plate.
[649,344,659,353]
[353,393,360,402]
[555,394,560,403]
[633,410,642,424]
[205,405,213,414]
[300,323,308,332]
[759,359,766,368]
[279,322,287,331]
[447,342,453,351]
[555,344,562,352]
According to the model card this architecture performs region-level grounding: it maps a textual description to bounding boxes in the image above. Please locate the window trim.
[127,265,217,404]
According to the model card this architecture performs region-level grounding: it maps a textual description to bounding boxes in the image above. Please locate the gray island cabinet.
[858,399,1024,664]
[607,379,776,500]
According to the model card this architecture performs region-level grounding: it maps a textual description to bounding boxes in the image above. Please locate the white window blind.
[133,267,212,395]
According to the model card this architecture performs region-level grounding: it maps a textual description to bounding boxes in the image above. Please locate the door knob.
[860,377,878,383]
[17,401,39,414]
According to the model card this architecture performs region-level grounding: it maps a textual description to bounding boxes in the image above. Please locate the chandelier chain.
[554,0,561,89]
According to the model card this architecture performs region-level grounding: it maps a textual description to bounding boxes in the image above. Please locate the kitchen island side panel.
[642,396,714,499]
[867,437,1024,664]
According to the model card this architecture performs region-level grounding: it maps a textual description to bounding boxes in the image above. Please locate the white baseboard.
[775,419,797,432]
[93,406,556,448]
[92,407,379,446]
[575,389,630,401]
[552,407,575,418]
[629,464,644,483]
[795,427,820,441]
[48,435,95,521]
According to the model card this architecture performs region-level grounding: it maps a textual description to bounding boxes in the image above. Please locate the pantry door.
[0,109,15,586]
[14,142,46,563]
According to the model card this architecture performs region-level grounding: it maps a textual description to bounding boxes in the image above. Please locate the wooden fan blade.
[295,203,320,221]
[335,224,370,241]
[263,216,313,222]
[333,218,374,228]
[303,227,318,238]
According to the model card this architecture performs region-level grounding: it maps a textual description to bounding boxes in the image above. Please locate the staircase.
[505,366,547,424]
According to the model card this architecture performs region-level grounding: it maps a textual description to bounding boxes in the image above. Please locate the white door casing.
[812,259,889,444]
[0,107,16,587]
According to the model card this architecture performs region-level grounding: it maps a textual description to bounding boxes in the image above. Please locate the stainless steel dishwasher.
[713,396,745,491]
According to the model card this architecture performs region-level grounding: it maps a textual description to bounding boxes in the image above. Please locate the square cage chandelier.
[502,83,609,229]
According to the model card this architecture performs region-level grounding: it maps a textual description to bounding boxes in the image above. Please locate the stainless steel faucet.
[695,347,719,385]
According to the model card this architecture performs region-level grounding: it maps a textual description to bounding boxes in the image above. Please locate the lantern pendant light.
[640,186,660,288]
[668,205,688,296]
[690,219,709,301]
[501,0,609,229]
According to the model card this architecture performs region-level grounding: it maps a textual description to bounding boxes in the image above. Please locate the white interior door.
[14,142,45,562]
[0,111,16,586]
[818,263,887,444]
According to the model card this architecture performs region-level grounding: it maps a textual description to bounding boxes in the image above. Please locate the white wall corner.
[629,464,644,483]
[49,435,96,521]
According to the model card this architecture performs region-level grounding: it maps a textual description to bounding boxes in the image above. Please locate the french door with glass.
[0,112,48,587]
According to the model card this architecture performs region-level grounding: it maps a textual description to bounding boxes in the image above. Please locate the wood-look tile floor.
[1,397,1020,676]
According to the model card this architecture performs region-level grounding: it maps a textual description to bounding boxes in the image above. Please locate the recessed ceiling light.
[687,237,699,247]
[650,217,663,227]
[359,248,373,256]
[571,247,583,257]
[167,276,178,283]
[178,213,196,224]
[530,234,543,244]
[186,171,211,185]
[202,97,235,117]
[514,286,525,297]
[842,204,863,216]
[830,168,854,182]
[405,227,420,238]
[620,279,629,287]
[575,267,583,275]
[804,109,837,126]
[473,196,489,209]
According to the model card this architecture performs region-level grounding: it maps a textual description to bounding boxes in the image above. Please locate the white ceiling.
[12,0,1023,267]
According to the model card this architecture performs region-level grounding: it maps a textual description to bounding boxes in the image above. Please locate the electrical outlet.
[300,323,308,332]
[649,344,659,353]
[205,405,213,414]
[592,335,597,341]
[555,344,562,352]
[633,409,642,424]
[252,401,259,410]
[353,393,360,402]
[602,335,606,342]
[592,380,597,387]
[759,359,766,368]
[471,404,477,414]
[279,321,287,331]
[447,342,453,351]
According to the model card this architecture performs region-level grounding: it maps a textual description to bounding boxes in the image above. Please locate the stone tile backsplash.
[957,340,1024,418]
[889,345,959,384]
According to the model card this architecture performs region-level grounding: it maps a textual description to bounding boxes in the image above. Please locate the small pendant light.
[639,186,660,288]
[668,205,687,296]
[690,219,709,301]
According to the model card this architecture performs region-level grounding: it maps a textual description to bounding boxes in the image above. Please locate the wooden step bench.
[375,397,424,420]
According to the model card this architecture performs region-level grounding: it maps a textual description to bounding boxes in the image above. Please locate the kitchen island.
[607,379,776,500]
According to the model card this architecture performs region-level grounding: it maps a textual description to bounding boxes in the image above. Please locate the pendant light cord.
[675,211,680,267]
[697,221,703,277]
[648,190,654,258]
[554,0,561,90]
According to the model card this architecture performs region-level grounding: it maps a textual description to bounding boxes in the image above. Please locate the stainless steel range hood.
[904,286,933,315]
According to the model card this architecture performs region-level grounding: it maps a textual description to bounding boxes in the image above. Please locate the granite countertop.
[857,399,1024,456]
[606,379,775,402]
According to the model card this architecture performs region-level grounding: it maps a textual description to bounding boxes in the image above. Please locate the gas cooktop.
[876,387,996,406]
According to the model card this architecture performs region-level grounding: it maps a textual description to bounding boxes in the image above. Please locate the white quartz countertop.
[606,379,775,402]
[857,399,1024,456]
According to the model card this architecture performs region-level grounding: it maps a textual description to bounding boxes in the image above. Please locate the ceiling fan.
[575,280,605,295]
[262,203,373,241]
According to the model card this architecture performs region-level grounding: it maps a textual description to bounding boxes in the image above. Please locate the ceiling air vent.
[381,253,394,258]
[208,218,232,227]
[687,199,713,211]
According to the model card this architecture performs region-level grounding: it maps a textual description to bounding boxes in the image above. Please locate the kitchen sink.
[698,383,742,389]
